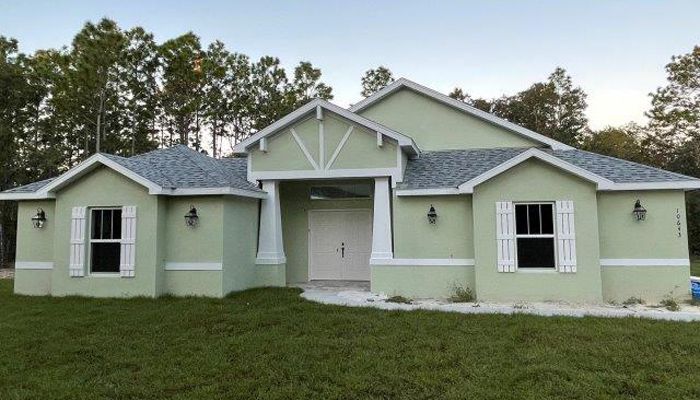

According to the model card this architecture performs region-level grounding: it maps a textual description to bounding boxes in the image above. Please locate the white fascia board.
[600,181,700,191]
[395,188,461,196]
[0,191,55,200]
[349,78,573,151]
[39,154,163,196]
[233,98,419,155]
[457,148,613,193]
[157,187,267,199]
[249,167,401,182]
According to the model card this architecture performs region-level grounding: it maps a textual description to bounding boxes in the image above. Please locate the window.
[515,203,555,268]
[89,208,122,273]
[310,183,372,200]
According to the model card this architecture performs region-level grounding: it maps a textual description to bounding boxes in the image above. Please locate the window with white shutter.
[515,203,556,269]
[496,201,516,272]
[555,200,576,273]
[69,206,87,277]
[119,206,136,278]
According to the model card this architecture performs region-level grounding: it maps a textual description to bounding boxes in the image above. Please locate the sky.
[2,0,699,129]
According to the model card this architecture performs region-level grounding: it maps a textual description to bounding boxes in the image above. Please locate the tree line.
[1,17,699,263]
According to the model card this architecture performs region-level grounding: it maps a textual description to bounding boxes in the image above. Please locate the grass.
[1,281,700,399]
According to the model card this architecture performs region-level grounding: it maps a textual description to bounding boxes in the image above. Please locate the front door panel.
[308,209,372,281]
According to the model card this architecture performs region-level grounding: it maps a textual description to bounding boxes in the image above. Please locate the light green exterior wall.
[371,266,475,298]
[393,195,473,259]
[12,167,262,298]
[280,180,373,283]
[15,200,56,295]
[163,271,223,297]
[250,114,398,172]
[222,196,261,292]
[51,167,161,297]
[473,160,603,303]
[165,197,224,265]
[597,191,690,302]
[358,88,539,150]
[16,200,56,264]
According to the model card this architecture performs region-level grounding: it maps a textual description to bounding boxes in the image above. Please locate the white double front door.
[308,209,372,281]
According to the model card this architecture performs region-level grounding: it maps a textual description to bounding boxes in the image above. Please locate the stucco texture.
[358,88,539,151]
[472,159,603,303]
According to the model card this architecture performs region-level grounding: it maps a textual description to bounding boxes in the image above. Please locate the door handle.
[341,242,345,258]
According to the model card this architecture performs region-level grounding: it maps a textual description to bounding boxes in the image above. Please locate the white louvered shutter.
[69,206,87,277]
[496,201,516,273]
[119,206,137,278]
[555,200,577,273]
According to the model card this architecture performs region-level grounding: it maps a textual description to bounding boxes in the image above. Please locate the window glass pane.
[91,209,102,239]
[517,238,555,268]
[310,183,372,200]
[541,204,554,234]
[515,205,528,234]
[91,243,120,273]
[112,210,122,239]
[527,204,541,234]
[102,210,113,239]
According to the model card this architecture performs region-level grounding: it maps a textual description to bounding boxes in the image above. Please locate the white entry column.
[256,180,286,264]
[370,177,393,261]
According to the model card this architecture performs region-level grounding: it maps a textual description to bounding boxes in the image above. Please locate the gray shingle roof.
[104,145,260,191]
[398,148,700,190]
[3,145,261,195]
[4,178,56,193]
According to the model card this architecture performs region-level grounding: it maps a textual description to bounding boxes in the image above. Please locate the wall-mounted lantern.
[427,204,438,224]
[184,205,199,228]
[632,199,647,221]
[31,208,46,229]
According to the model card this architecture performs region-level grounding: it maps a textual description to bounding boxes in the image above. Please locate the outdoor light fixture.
[184,205,199,228]
[632,199,647,221]
[31,208,46,229]
[427,205,438,224]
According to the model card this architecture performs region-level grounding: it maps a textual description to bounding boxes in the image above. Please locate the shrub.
[622,297,644,306]
[386,295,412,304]
[449,285,474,303]
[660,297,680,312]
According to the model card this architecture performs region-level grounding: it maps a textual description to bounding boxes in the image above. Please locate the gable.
[249,113,401,180]
[357,88,540,151]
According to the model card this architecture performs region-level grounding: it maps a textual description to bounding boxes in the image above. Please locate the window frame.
[87,207,123,276]
[309,183,374,201]
[514,202,557,271]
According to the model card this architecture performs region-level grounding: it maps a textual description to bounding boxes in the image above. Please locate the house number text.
[676,208,682,237]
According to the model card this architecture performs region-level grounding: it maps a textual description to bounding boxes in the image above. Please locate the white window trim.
[88,207,123,276]
[514,202,557,271]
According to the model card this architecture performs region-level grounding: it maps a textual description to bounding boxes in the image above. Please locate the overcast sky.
[3,0,699,129]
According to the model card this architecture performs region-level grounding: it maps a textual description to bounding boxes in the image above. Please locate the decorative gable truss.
[236,99,419,185]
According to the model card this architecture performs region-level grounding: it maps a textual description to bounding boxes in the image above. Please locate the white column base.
[256,180,286,266]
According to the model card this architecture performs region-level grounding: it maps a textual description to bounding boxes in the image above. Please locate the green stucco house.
[2,78,699,303]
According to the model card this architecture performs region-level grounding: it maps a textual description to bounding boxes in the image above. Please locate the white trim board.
[164,262,223,271]
[14,261,54,270]
[370,258,475,266]
[349,78,573,151]
[233,98,419,155]
[600,259,690,267]
[249,167,402,182]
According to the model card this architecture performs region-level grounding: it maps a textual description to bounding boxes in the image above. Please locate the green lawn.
[1,280,700,399]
